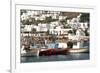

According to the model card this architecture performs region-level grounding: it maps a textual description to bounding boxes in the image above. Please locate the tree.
[32,28,36,33]
[80,13,90,22]
[20,10,27,15]
[68,30,73,34]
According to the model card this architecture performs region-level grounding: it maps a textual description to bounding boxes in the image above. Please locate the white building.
[67,14,88,29]
[37,23,49,32]
[24,25,33,32]
[21,13,29,21]
[59,16,67,20]
[76,28,85,36]
[49,28,72,35]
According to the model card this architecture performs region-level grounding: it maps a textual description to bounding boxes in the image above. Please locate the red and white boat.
[21,48,89,57]
[39,48,88,56]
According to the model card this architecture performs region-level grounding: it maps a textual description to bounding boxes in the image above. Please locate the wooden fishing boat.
[21,48,89,57]
[21,49,40,57]
[39,49,69,56]
[39,48,89,56]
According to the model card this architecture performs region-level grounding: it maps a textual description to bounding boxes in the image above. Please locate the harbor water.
[21,41,89,63]
[21,53,89,63]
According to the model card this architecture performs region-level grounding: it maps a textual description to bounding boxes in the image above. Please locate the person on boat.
[67,39,73,48]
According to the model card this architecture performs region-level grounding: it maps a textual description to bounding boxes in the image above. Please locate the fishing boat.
[39,48,88,56]
[21,49,40,57]
[21,48,89,57]
[39,48,69,56]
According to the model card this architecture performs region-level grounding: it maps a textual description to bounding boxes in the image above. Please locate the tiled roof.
[61,12,80,19]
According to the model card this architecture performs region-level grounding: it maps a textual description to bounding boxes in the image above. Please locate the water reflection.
[21,53,89,63]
